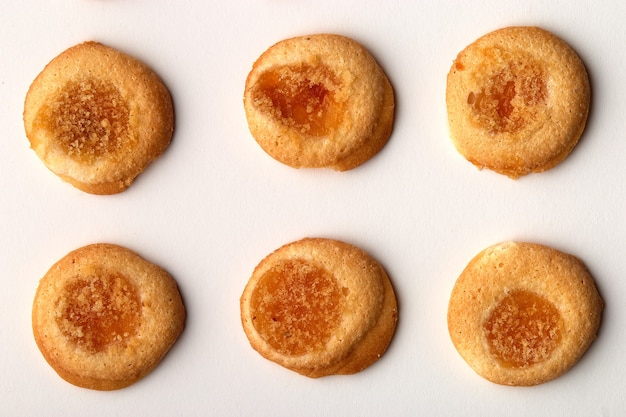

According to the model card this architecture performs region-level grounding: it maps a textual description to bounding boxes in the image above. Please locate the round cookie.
[32,243,185,390]
[244,34,395,171]
[24,41,174,194]
[447,241,603,386]
[446,26,590,178]
[240,238,398,377]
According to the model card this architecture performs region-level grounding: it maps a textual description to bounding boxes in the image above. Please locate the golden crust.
[244,34,395,171]
[447,241,603,386]
[24,41,174,194]
[240,238,398,377]
[446,26,590,178]
[32,243,185,390]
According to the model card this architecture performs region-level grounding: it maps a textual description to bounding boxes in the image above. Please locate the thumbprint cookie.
[32,243,185,390]
[24,41,174,194]
[446,26,590,178]
[240,238,398,377]
[244,34,395,171]
[447,241,603,386]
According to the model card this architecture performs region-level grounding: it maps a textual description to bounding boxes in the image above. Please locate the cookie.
[244,34,395,171]
[447,241,603,386]
[446,26,590,178]
[24,41,174,194]
[32,243,185,390]
[240,238,398,377]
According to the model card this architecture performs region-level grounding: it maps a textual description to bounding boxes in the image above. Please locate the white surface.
[1,0,624,415]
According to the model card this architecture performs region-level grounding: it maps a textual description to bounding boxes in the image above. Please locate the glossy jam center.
[484,290,562,368]
[34,78,131,161]
[250,259,343,356]
[466,51,547,134]
[56,272,140,352]
[253,64,341,136]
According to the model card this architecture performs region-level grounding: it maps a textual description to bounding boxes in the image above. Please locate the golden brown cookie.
[446,26,590,178]
[24,41,174,194]
[240,238,398,377]
[32,243,185,390]
[447,241,603,386]
[244,34,395,171]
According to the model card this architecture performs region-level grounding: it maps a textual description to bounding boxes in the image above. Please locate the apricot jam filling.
[466,52,548,134]
[483,290,563,368]
[34,78,131,162]
[252,64,342,136]
[56,272,140,352]
[250,259,344,356]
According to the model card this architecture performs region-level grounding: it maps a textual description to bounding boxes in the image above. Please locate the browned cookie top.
[446,27,590,178]
[32,243,185,390]
[448,241,603,386]
[24,41,174,194]
[244,34,394,171]
[240,237,398,377]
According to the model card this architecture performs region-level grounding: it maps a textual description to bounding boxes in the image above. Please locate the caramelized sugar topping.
[56,272,140,352]
[252,64,342,136]
[250,259,344,356]
[484,290,563,368]
[34,78,131,162]
[466,49,548,134]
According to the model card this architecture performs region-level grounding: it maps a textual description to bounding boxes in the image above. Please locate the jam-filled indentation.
[56,272,140,352]
[250,259,344,356]
[466,50,548,134]
[34,78,132,162]
[252,64,343,137]
[484,289,563,368]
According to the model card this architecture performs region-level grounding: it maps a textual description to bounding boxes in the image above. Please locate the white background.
[1,1,625,415]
